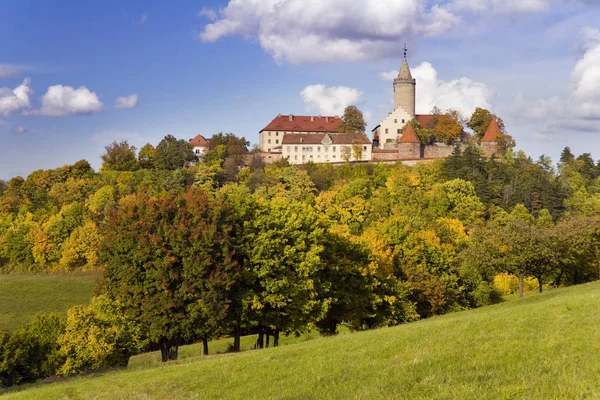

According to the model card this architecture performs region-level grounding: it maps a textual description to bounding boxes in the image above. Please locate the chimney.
[300,137,304,143]
[289,114,293,122]
[326,116,329,122]
[310,116,314,122]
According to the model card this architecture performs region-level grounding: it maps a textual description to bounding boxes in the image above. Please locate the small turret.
[480,118,502,157]
[398,123,422,159]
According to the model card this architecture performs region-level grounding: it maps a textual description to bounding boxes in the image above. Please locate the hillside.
[0,274,98,332]
[4,282,600,399]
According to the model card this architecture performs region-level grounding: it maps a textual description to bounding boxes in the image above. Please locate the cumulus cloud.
[403,62,495,116]
[199,0,459,64]
[36,85,103,117]
[198,7,217,21]
[0,64,20,78]
[448,0,549,15]
[513,27,600,132]
[300,85,364,115]
[379,70,399,81]
[114,94,139,109]
[13,126,27,134]
[0,78,33,117]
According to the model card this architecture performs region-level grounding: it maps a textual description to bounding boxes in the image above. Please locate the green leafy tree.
[467,107,506,140]
[138,143,156,169]
[339,105,366,134]
[154,134,198,170]
[101,141,140,172]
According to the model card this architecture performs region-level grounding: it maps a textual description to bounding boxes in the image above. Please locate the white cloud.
[198,7,217,21]
[410,62,495,116]
[0,64,20,78]
[199,0,460,64]
[449,0,550,15]
[36,85,103,117]
[379,70,398,81]
[0,78,33,117]
[300,84,364,115]
[13,125,27,134]
[513,27,600,131]
[139,13,148,24]
[114,94,139,109]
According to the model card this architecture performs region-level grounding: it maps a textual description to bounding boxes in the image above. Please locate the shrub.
[493,273,538,295]
[0,314,65,387]
[58,296,147,375]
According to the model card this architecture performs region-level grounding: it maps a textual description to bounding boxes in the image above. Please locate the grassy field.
[0,273,99,332]
[3,281,600,399]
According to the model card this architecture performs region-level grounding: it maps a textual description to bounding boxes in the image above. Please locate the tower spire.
[404,43,407,59]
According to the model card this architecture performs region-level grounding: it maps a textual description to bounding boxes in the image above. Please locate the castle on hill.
[257,52,501,164]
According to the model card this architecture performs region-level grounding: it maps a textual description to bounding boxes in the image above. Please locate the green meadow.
[4,281,600,399]
[0,274,98,332]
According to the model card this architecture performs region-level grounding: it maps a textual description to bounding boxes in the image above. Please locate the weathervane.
[404,43,407,59]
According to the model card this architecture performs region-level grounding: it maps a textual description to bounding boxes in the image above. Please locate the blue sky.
[1,0,599,179]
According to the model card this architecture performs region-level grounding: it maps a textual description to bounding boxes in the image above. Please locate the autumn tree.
[339,105,366,134]
[138,143,156,169]
[467,107,506,140]
[101,141,139,172]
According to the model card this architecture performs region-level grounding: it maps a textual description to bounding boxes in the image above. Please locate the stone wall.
[423,143,456,159]
[373,150,401,161]
[398,143,423,159]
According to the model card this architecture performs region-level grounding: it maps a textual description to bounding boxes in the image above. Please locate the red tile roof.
[261,115,342,133]
[416,114,433,128]
[189,134,209,147]
[399,124,421,144]
[482,118,502,142]
[281,133,371,145]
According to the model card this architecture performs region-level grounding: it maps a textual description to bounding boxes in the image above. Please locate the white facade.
[192,145,207,157]
[282,135,372,165]
[373,106,413,148]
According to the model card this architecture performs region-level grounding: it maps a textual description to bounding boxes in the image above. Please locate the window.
[276,132,279,136]
[333,155,336,158]
[195,149,200,154]
[295,146,298,152]
[385,128,389,134]
[310,155,313,159]
[318,155,321,158]
[269,132,271,136]
[268,139,271,144]
[402,119,405,124]
[394,119,397,123]
[317,146,321,152]
[363,146,367,151]
[333,146,337,151]
[397,129,400,134]
[275,140,279,144]
[287,146,291,152]
[295,155,298,160]
[302,155,306,160]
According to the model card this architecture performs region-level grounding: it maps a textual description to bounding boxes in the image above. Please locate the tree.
[0,314,65,387]
[58,296,146,375]
[101,141,139,172]
[352,141,364,161]
[154,135,197,170]
[467,107,506,140]
[560,146,575,164]
[341,146,352,162]
[434,113,463,144]
[138,143,156,169]
[339,105,366,134]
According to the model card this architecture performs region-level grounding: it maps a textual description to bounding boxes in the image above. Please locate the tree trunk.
[597,258,600,281]
[257,325,264,349]
[266,331,270,348]
[518,273,524,299]
[160,340,179,362]
[537,276,543,293]
[202,336,209,356]
[273,329,280,347]
[233,323,241,352]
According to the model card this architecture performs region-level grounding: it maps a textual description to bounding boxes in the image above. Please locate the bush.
[493,273,538,295]
[0,314,65,387]
[58,296,147,375]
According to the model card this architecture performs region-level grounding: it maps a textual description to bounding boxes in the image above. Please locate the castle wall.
[372,150,401,161]
[480,142,499,157]
[423,143,455,159]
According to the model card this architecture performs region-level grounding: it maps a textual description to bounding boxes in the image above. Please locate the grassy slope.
[4,282,600,399]
[0,274,98,332]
